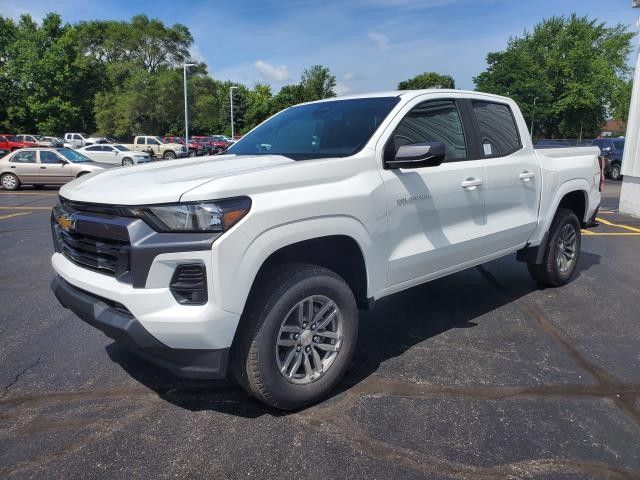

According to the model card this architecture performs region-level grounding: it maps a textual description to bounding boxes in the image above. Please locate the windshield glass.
[613,140,625,150]
[58,148,92,163]
[114,145,129,151]
[227,97,400,159]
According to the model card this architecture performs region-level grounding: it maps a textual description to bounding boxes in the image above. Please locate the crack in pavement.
[1,356,42,399]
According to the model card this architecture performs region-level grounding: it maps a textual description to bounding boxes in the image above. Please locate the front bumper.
[52,275,229,379]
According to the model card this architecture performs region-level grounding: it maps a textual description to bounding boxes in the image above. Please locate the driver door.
[38,150,74,184]
[378,97,487,287]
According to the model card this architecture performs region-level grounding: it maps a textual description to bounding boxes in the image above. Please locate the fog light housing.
[170,264,208,305]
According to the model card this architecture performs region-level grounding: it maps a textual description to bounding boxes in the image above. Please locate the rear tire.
[527,208,581,287]
[231,263,358,410]
[1,173,20,190]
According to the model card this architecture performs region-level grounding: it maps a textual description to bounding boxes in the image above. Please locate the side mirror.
[385,142,446,169]
[601,146,611,154]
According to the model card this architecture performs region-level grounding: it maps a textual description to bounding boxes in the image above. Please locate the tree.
[612,78,633,124]
[474,15,634,139]
[300,65,336,101]
[398,72,455,90]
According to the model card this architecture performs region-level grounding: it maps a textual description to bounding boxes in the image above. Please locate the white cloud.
[189,44,205,63]
[254,60,292,82]
[343,72,354,81]
[368,32,390,50]
[334,82,351,96]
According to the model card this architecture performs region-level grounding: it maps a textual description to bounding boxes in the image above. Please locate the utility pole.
[230,86,238,139]
[619,2,640,217]
[183,63,196,147]
[530,97,538,138]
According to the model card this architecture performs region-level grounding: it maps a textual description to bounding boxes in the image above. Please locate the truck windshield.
[227,97,400,160]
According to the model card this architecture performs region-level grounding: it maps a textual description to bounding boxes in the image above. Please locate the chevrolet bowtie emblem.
[56,214,76,232]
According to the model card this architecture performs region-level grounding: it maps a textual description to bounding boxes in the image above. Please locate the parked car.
[120,136,188,160]
[189,138,219,155]
[211,135,235,148]
[0,147,110,190]
[42,136,65,147]
[162,136,205,157]
[78,144,152,166]
[86,136,114,145]
[0,134,37,151]
[191,135,228,152]
[50,90,601,410]
[16,134,60,147]
[591,137,625,181]
[64,133,92,149]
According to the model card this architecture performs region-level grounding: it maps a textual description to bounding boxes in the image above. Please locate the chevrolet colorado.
[50,90,601,409]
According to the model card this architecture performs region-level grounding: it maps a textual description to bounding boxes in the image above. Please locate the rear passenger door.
[471,100,541,253]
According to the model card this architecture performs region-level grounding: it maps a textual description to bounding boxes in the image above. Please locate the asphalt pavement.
[1,181,639,479]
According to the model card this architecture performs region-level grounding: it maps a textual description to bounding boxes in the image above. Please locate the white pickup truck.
[50,90,601,410]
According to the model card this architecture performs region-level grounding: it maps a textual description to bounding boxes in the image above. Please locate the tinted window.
[613,140,625,151]
[40,151,62,164]
[472,101,521,157]
[85,145,102,151]
[389,99,467,161]
[11,151,36,163]
[73,134,82,140]
[228,97,400,160]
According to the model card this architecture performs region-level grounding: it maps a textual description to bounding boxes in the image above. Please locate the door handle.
[40,166,47,169]
[461,178,483,190]
[519,171,536,181]
[10,165,16,168]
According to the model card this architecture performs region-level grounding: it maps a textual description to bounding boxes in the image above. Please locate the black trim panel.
[51,275,229,379]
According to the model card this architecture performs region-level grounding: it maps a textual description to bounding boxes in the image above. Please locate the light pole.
[183,63,196,148]
[530,96,538,138]
[230,86,238,139]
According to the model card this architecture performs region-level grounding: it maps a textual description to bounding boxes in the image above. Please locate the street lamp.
[530,96,538,138]
[183,63,196,148]
[230,86,239,140]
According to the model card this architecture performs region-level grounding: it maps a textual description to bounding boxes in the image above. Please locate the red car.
[162,136,205,157]
[191,135,228,152]
[0,134,37,152]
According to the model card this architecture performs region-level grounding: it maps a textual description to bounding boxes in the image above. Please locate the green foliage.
[474,15,634,139]
[397,72,455,90]
[0,11,338,137]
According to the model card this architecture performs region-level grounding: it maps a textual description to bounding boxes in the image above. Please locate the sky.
[3,0,639,95]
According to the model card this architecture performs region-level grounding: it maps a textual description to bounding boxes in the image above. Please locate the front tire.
[527,208,581,287]
[122,157,134,166]
[1,173,20,190]
[231,263,358,410]
[163,151,177,160]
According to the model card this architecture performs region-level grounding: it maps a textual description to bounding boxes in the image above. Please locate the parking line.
[582,232,640,236]
[596,217,640,233]
[0,192,58,196]
[0,206,52,210]
[0,211,31,220]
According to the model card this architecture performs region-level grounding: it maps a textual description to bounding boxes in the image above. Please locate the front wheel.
[610,163,622,181]
[231,263,358,410]
[527,208,581,287]
[122,157,134,166]
[1,173,20,190]
[163,151,176,160]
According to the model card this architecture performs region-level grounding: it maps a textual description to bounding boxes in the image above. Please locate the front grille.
[52,201,132,278]
[58,229,130,276]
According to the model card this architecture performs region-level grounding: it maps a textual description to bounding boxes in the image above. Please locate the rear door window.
[11,151,36,163]
[471,101,522,157]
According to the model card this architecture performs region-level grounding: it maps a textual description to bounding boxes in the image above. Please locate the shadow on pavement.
[107,251,601,418]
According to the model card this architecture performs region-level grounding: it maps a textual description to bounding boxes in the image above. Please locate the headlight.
[123,197,251,232]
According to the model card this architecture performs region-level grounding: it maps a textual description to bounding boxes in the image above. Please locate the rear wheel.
[527,208,581,287]
[1,173,20,190]
[231,263,358,410]
[188,150,196,158]
[610,163,622,181]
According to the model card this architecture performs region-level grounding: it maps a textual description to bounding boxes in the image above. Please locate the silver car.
[0,148,111,190]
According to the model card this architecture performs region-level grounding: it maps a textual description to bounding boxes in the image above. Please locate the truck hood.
[59,154,295,205]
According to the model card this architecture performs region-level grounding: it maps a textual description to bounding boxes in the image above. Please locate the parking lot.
[1,181,639,479]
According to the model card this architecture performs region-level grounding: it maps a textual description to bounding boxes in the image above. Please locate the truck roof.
[304,89,513,105]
